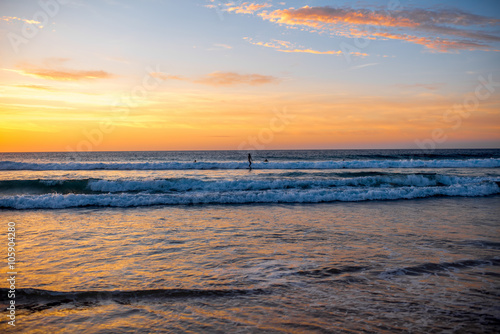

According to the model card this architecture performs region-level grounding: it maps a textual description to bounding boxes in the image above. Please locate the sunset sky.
[1,0,500,152]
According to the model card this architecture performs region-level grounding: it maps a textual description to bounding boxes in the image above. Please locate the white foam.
[1,158,499,171]
[85,175,494,193]
[1,183,498,209]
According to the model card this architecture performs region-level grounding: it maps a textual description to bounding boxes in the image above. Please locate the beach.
[1,149,499,332]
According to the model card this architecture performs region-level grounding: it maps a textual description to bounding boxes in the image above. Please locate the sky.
[1,0,500,152]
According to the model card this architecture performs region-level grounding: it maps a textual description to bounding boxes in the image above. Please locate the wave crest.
[1,182,498,209]
[1,158,499,171]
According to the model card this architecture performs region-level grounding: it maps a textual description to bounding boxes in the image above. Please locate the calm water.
[1,149,499,333]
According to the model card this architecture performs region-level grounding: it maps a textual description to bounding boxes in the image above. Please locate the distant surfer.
[264,159,268,163]
[248,153,252,169]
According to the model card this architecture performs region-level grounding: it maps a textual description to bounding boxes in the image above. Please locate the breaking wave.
[1,182,498,209]
[1,158,499,171]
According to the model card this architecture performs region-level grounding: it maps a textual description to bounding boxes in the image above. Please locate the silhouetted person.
[264,159,268,163]
[248,153,252,169]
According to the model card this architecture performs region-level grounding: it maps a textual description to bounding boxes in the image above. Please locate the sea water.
[0,149,499,332]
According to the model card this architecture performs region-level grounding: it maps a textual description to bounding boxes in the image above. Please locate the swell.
[294,258,500,281]
[380,258,500,278]
[0,288,267,312]
[5,258,498,312]
[1,158,499,170]
[1,183,499,209]
[296,265,367,278]
[1,174,498,195]
[0,179,92,195]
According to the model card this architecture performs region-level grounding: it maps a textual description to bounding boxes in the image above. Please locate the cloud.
[372,32,492,52]
[257,6,500,52]
[213,43,233,49]
[243,37,363,56]
[150,72,185,81]
[196,71,279,86]
[277,48,342,55]
[149,70,279,86]
[349,63,379,70]
[395,83,445,90]
[15,84,57,91]
[207,43,234,51]
[225,2,271,14]
[7,60,116,81]
[259,6,416,28]
[259,6,500,30]
[0,102,76,110]
[14,68,115,81]
[244,37,293,49]
[0,16,43,27]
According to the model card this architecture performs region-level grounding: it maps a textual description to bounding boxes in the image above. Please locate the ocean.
[1,149,499,333]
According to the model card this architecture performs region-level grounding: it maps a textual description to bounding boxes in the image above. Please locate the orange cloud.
[257,6,500,52]
[244,37,292,49]
[149,70,279,86]
[260,6,500,30]
[15,84,57,91]
[226,2,271,14]
[372,32,492,52]
[195,71,279,86]
[213,43,233,49]
[0,16,41,26]
[259,6,416,29]
[277,48,343,55]
[7,59,116,81]
[243,37,359,56]
[14,68,115,81]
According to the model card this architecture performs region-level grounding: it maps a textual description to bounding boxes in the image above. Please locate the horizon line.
[1,147,500,154]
